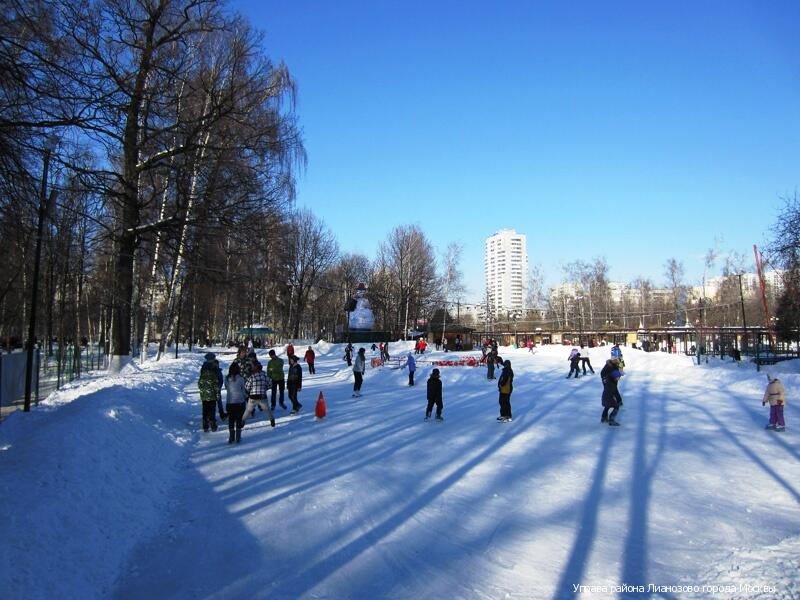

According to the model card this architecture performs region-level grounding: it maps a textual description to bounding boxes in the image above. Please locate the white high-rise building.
[484,229,528,317]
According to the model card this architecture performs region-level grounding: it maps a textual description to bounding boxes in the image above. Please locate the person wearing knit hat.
[352,348,366,397]
[763,374,787,432]
[198,353,220,432]
[286,354,303,414]
[600,359,624,426]
[497,359,514,422]
[425,368,443,420]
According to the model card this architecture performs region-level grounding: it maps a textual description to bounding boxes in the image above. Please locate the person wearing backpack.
[497,359,514,422]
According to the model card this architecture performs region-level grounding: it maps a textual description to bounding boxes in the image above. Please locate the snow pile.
[0,356,201,600]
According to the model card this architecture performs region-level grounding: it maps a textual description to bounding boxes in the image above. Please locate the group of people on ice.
[566,347,596,378]
[200,338,788,442]
[198,344,318,443]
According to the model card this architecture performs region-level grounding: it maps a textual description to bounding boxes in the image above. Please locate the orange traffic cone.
[315,391,327,419]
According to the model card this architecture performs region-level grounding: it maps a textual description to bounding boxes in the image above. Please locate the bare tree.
[525,264,546,315]
[664,258,686,325]
[768,193,800,346]
[630,277,653,328]
[379,225,437,337]
[439,242,465,340]
[285,209,339,339]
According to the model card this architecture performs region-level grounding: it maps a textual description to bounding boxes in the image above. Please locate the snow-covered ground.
[1,342,798,599]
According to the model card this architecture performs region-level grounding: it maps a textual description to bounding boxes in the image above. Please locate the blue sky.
[232,0,799,302]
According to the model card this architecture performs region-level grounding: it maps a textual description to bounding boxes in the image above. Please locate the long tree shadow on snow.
[111,386,267,600]
[208,370,575,598]
[552,422,617,599]
[619,377,671,599]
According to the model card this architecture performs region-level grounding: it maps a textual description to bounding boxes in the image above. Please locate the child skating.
[763,374,787,432]
[425,368,443,421]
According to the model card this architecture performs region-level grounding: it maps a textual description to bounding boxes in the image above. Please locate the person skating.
[243,361,275,430]
[600,358,623,426]
[763,374,787,432]
[487,347,497,380]
[497,359,514,422]
[304,346,316,374]
[287,354,303,414]
[286,342,295,357]
[233,346,254,380]
[198,352,220,432]
[567,348,581,379]
[267,349,287,410]
[611,344,625,368]
[344,343,353,366]
[579,348,595,374]
[212,358,227,421]
[352,347,366,397]
[224,362,248,443]
[425,368,443,420]
[406,352,416,386]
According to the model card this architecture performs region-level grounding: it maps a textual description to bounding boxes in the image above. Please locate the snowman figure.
[349,283,375,331]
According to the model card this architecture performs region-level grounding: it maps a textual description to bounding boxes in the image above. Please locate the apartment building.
[484,229,528,317]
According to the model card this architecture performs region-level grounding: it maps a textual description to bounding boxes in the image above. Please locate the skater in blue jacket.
[406,352,417,386]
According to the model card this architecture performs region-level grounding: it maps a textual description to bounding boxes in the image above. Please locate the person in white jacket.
[352,348,366,397]
[224,363,248,443]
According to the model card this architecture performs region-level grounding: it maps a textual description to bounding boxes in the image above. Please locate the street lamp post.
[24,135,58,412]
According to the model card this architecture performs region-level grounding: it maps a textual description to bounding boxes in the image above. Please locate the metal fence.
[0,344,108,419]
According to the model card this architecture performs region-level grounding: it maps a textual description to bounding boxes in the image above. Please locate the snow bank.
[0,356,201,600]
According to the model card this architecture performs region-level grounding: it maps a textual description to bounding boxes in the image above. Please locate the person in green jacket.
[267,349,287,410]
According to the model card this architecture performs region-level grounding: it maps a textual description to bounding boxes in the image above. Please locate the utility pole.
[737,273,748,353]
[24,136,58,412]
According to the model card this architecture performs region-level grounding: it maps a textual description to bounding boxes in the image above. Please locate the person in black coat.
[600,359,623,426]
[286,354,303,414]
[497,360,514,421]
[425,368,443,420]
[567,349,581,379]
[344,343,353,366]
